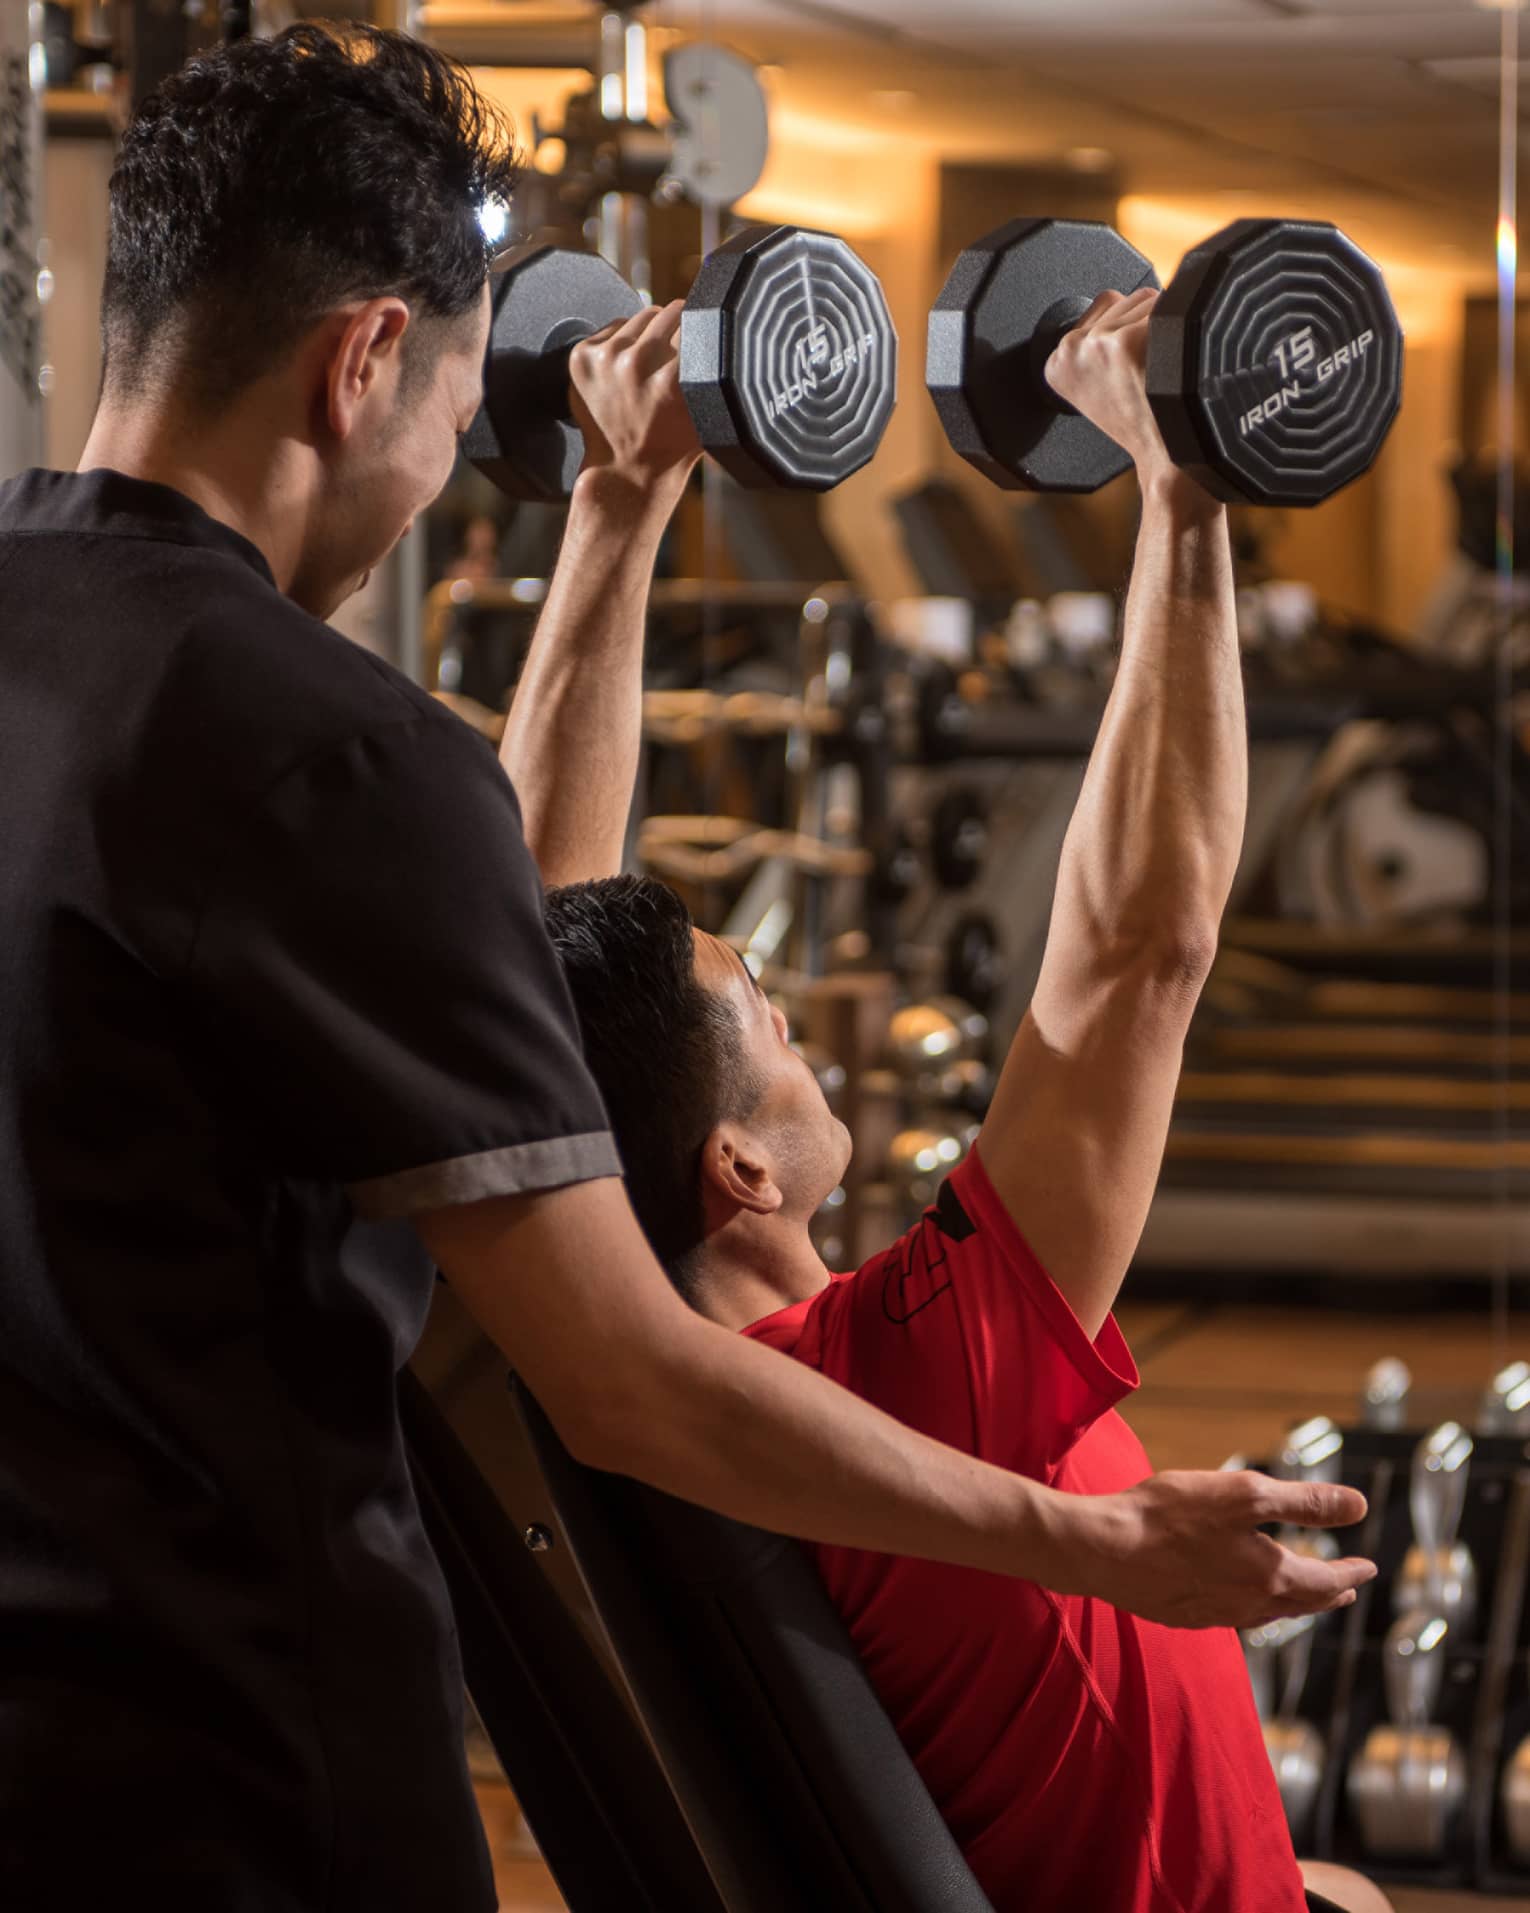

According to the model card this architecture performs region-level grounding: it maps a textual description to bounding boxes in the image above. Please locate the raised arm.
[978,288,1244,1340]
[499,303,700,884]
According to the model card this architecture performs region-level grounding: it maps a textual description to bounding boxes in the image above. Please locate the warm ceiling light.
[871,88,917,110]
[1064,146,1115,173]
[1474,0,1527,11]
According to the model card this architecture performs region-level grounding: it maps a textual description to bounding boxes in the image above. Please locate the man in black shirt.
[0,25,1371,1909]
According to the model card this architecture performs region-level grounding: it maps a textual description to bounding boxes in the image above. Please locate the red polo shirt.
[743,1147,1306,1913]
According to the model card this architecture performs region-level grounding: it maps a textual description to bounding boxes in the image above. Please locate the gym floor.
[469,1297,1530,1913]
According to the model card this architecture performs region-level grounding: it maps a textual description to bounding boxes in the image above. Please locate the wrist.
[1004,1473,1098,1596]
[571,460,692,531]
[1138,462,1226,527]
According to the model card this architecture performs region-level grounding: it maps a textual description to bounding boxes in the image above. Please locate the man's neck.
[696,1217,833,1334]
[79,395,303,594]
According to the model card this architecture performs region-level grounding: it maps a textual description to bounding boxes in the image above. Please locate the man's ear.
[323,297,411,442]
[699,1125,784,1220]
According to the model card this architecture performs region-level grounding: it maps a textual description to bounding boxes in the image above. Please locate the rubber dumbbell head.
[927,217,1159,493]
[1145,218,1403,507]
[466,243,645,503]
[681,224,898,490]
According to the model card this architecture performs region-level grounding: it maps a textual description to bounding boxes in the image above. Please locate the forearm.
[501,468,682,885]
[1051,475,1244,961]
[423,1177,1071,1584]
[422,1178,1376,1626]
[617,1305,1075,1577]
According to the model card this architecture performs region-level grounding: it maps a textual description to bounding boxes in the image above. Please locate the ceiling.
[426,0,1518,276]
[634,0,1515,270]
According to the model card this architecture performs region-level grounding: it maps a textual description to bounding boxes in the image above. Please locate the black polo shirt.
[0,469,620,1910]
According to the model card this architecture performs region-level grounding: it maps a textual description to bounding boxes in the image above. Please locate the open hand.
[568,301,702,493]
[1067,1468,1375,1630]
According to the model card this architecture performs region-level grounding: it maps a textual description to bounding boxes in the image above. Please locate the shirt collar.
[0,467,277,588]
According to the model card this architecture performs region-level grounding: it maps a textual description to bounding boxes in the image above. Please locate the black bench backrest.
[510,1376,997,1913]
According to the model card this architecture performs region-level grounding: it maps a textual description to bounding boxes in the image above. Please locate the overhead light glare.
[477,195,510,246]
[1064,145,1115,173]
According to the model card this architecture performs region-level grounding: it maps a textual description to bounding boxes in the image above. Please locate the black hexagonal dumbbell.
[927,215,1402,507]
[466,225,899,501]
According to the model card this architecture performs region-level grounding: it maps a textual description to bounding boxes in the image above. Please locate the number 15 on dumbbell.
[927,215,1402,507]
[464,212,1401,512]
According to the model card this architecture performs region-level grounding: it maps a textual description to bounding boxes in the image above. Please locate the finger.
[1247,1477,1368,1530]
[1248,1585,1359,1629]
[1090,285,1158,330]
[1065,288,1127,338]
[576,305,668,368]
[1065,285,1157,343]
[628,299,686,372]
[1269,1547,1377,1605]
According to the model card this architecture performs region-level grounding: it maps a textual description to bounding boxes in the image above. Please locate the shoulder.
[148,557,488,811]
[175,565,440,754]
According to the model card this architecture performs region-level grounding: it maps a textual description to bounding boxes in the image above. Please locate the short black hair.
[102,24,519,407]
[545,877,760,1301]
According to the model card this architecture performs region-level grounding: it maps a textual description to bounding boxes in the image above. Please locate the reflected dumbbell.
[1480,1360,1530,1435]
[1243,1613,1326,1847]
[885,997,989,1080]
[1392,1422,1477,1635]
[791,1040,847,1114]
[916,1057,995,1119]
[886,1124,975,1213]
[1274,1415,1345,1486]
[1360,1357,1412,1430]
[1502,1735,1530,1865]
[1271,1414,1345,1572]
[810,1183,848,1269]
[945,912,1004,1019]
[1348,1610,1466,1858]
[930,785,990,892]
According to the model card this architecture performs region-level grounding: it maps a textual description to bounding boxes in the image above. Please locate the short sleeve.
[802,1145,1138,1480]
[188,714,620,1217]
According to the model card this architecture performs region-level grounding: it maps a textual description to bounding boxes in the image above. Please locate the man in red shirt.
[519,293,1386,1908]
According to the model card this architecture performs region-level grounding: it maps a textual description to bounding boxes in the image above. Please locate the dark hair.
[101,24,519,407]
[545,877,760,1301]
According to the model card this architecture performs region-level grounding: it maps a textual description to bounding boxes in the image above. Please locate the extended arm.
[500,303,699,883]
[979,290,1244,1339]
[418,1175,1370,1626]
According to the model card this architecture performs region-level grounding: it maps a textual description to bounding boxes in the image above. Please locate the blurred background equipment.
[14,0,1530,1904]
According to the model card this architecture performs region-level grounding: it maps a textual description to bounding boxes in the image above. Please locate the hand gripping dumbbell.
[927,216,1402,506]
[465,224,898,500]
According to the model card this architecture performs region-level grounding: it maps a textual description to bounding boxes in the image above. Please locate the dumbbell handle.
[1029,284,1160,420]
[535,319,606,425]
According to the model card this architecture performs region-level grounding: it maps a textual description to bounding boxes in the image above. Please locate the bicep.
[977,955,1197,1340]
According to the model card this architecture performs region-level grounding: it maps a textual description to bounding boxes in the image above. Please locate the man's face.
[691,930,853,1220]
[294,285,492,618]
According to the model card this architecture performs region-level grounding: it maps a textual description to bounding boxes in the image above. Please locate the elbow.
[547,1392,632,1473]
[544,1370,667,1477]
[1099,917,1220,1005]
[1148,920,1220,995]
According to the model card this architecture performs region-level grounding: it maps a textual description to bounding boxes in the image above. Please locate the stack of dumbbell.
[1242,1361,1530,1892]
